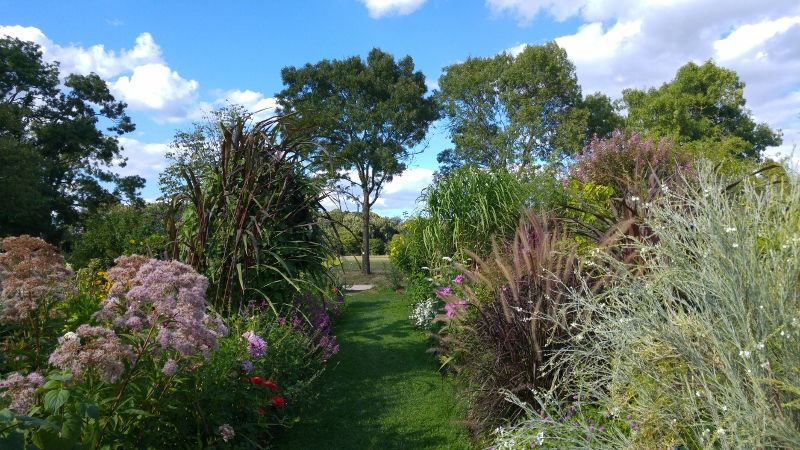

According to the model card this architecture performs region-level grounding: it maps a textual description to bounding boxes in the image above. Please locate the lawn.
[275,288,473,450]
[331,255,400,289]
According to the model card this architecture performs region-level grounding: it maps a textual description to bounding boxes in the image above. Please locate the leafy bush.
[494,165,800,449]
[0,249,339,449]
[69,203,168,270]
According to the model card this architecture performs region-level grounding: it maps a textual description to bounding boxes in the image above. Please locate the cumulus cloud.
[322,167,433,215]
[113,137,171,195]
[212,89,279,121]
[494,0,800,162]
[360,0,427,18]
[0,26,200,123]
[112,64,199,123]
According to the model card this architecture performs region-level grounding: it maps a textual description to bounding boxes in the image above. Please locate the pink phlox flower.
[242,331,267,358]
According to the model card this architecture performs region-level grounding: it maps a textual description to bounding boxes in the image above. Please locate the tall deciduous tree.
[277,48,437,274]
[436,42,587,174]
[623,60,782,160]
[0,37,141,240]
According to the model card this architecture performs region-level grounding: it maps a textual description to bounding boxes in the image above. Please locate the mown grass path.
[276,288,474,450]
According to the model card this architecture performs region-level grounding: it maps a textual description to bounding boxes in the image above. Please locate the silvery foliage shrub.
[493,165,800,449]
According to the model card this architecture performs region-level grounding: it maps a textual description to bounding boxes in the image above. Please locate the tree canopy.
[0,36,142,240]
[276,48,437,273]
[623,60,782,160]
[436,42,591,174]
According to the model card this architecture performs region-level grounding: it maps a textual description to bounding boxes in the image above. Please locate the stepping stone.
[344,284,374,292]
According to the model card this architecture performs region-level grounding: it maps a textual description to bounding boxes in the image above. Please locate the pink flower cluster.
[48,325,134,383]
[95,256,228,358]
[0,235,74,323]
[0,371,44,413]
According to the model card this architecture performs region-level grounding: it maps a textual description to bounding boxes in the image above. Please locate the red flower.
[249,376,265,385]
[262,379,278,391]
[270,395,286,408]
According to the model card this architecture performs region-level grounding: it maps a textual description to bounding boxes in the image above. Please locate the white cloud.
[214,89,279,122]
[112,63,199,123]
[714,16,800,61]
[494,1,800,163]
[0,26,162,78]
[360,0,427,18]
[486,0,585,23]
[114,137,171,196]
[322,167,433,215]
[0,26,200,123]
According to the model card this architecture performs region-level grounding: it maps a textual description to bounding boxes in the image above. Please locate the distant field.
[332,255,399,288]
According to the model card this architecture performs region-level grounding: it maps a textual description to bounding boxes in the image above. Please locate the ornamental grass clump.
[437,212,587,433]
[493,164,800,449]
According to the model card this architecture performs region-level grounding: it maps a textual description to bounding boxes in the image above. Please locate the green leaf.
[32,428,72,450]
[122,408,152,418]
[76,402,99,419]
[43,389,69,413]
[0,430,25,450]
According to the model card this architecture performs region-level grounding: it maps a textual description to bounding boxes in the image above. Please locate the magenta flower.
[452,274,464,284]
[438,287,452,296]
[444,299,468,317]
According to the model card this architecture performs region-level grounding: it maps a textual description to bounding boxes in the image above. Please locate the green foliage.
[420,166,530,268]
[0,251,337,449]
[388,217,431,277]
[277,48,437,273]
[436,42,587,173]
[69,203,168,270]
[495,165,800,449]
[0,37,142,241]
[319,210,400,256]
[164,112,331,313]
[623,60,782,161]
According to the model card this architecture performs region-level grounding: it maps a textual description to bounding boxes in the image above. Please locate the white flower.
[536,431,545,445]
[442,256,453,262]
[62,331,78,341]
[738,350,751,359]
[630,196,640,202]
[721,405,728,412]
[696,390,702,398]
[780,330,786,337]
[725,227,737,233]
[732,243,739,248]
[760,361,770,369]
[421,266,429,271]
[716,427,726,437]
[756,342,765,350]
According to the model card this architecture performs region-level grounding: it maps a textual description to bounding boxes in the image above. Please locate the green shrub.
[69,203,168,270]
[494,164,800,449]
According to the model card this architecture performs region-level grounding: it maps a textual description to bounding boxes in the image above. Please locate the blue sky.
[3,0,799,216]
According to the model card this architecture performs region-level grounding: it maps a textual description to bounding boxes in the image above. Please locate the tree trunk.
[361,187,371,275]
